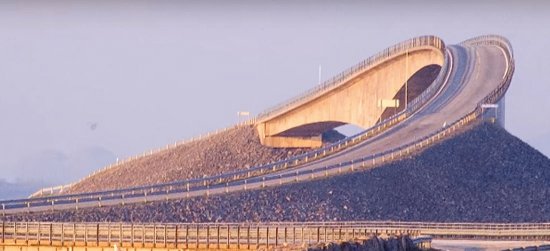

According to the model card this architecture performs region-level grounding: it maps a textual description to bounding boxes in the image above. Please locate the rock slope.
[7,122,550,223]
[65,125,311,194]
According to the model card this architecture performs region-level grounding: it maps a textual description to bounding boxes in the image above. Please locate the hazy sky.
[1,1,549,195]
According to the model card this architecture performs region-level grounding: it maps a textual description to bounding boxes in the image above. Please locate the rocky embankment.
[308,235,420,251]
[5,122,550,222]
[64,125,318,194]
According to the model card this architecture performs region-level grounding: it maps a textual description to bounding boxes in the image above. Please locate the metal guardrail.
[2,35,512,216]
[20,36,448,202]
[30,36,444,199]
[0,221,548,250]
[0,221,422,250]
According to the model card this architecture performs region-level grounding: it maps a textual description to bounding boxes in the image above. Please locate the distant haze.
[0,1,549,199]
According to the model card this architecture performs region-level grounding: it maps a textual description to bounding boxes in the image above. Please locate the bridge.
[0,35,527,248]
[255,36,445,148]
[0,34,513,214]
[0,221,549,251]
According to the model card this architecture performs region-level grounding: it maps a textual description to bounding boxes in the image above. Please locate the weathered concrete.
[256,46,444,148]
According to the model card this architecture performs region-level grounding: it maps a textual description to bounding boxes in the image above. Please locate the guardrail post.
[195,225,199,249]
[185,225,189,249]
[317,227,320,243]
[1,221,4,244]
[107,224,112,245]
[324,227,327,244]
[72,223,76,246]
[301,227,304,245]
[206,225,210,249]
[237,225,241,249]
[307,227,311,244]
[266,227,270,248]
[226,225,230,249]
[153,224,157,248]
[96,223,99,246]
[247,226,251,250]
[284,226,287,243]
[293,227,296,245]
[174,225,178,248]
[275,227,278,247]
[119,223,123,247]
[12,223,17,244]
[84,223,88,246]
[141,225,145,247]
[256,226,260,249]
[185,225,189,250]
[163,225,167,248]
[216,225,220,249]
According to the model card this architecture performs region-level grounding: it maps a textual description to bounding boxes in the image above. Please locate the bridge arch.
[256,37,446,148]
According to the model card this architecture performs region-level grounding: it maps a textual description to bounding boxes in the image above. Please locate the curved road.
[267,43,507,176]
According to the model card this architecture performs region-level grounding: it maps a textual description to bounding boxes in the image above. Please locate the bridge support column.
[260,135,322,148]
[257,123,322,148]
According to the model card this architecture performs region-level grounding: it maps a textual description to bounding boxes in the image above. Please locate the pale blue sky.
[1,1,549,197]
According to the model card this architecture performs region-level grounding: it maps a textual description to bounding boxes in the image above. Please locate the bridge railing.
[0,221,548,250]
[0,221,423,249]
[3,35,511,215]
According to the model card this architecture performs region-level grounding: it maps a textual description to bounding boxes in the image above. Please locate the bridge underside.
[256,48,444,148]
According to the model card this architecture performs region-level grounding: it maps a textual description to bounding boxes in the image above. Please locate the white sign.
[378,99,400,108]
[481,104,498,109]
